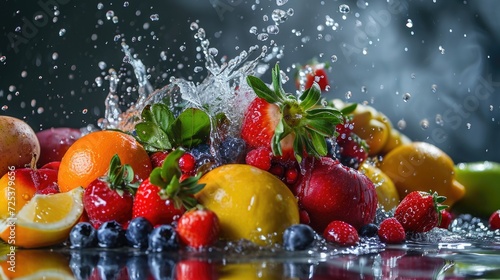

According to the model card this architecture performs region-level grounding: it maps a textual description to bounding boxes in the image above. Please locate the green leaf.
[141,105,155,123]
[309,130,328,156]
[165,175,181,197]
[171,108,211,148]
[305,119,336,136]
[135,122,172,151]
[151,103,175,131]
[160,149,184,183]
[272,64,286,100]
[293,135,305,163]
[149,167,165,189]
[299,83,321,110]
[340,103,358,115]
[246,76,279,104]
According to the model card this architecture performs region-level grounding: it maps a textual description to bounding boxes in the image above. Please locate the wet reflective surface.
[2,240,500,279]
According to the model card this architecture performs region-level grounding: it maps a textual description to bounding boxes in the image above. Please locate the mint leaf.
[135,122,172,151]
[151,103,175,132]
[171,108,211,148]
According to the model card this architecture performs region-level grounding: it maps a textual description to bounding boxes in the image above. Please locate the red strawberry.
[438,209,453,229]
[132,178,185,226]
[175,260,218,280]
[242,63,343,163]
[292,157,377,232]
[240,97,295,161]
[176,208,220,248]
[323,220,359,246]
[83,154,137,228]
[132,149,205,226]
[394,191,447,233]
[378,217,406,244]
[489,210,500,230]
[295,62,330,92]
[245,146,273,171]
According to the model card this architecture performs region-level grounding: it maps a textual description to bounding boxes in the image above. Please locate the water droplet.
[287,8,294,16]
[403,92,411,102]
[114,34,121,42]
[52,52,59,60]
[98,61,107,70]
[257,33,269,41]
[194,66,204,73]
[420,119,429,129]
[95,77,103,87]
[123,1,129,7]
[150,14,159,21]
[489,105,494,111]
[431,84,438,93]
[249,26,258,34]
[21,71,27,78]
[397,119,407,130]
[271,9,287,24]
[466,123,471,129]
[97,3,104,10]
[438,45,445,54]
[0,56,6,63]
[331,55,338,63]
[435,114,444,126]
[1,105,8,111]
[58,28,66,36]
[410,73,416,79]
[276,0,288,6]
[339,4,350,14]
[345,91,352,99]
[190,22,199,31]
[82,109,88,114]
[179,45,186,52]
[361,86,368,93]
[106,10,114,20]
[406,19,413,28]
[208,48,218,57]
[266,25,279,34]
[112,16,119,24]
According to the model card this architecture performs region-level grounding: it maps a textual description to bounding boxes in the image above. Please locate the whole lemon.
[360,162,400,211]
[196,164,299,246]
[378,142,465,207]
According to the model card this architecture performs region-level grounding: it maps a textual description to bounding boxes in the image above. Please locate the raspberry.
[489,210,500,230]
[285,167,299,185]
[245,147,272,171]
[378,218,405,244]
[323,220,359,246]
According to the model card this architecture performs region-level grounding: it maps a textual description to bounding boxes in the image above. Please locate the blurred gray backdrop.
[1,0,499,163]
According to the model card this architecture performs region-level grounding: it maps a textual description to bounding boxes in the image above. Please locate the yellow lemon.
[378,142,465,207]
[0,187,84,248]
[360,162,400,211]
[218,262,283,280]
[380,128,412,154]
[0,250,74,279]
[196,164,299,246]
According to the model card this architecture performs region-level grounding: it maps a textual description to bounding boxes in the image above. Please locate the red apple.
[293,157,378,232]
[36,127,82,167]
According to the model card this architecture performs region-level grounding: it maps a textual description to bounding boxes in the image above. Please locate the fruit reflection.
[0,249,74,279]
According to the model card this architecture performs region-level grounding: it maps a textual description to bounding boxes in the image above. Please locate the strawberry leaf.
[247,75,280,104]
[272,63,286,100]
[103,154,138,196]
[340,103,358,115]
[298,83,321,110]
[135,122,172,151]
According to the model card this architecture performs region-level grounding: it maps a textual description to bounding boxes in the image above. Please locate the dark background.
[1,0,499,163]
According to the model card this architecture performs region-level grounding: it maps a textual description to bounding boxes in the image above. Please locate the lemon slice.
[0,187,84,248]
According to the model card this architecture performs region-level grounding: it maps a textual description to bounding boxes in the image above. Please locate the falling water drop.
[58,28,66,36]
[466,123,471,129]
[331,55,338,62]
[257,33,269,41]
[150,14,160,21]
[406,19,413,28]
[190,22,199,30]
[345,91,352,99]
[339,4,350,14]
[267,25,280,34]
[420,119,429,129]
[271,9,287,23]
[276,0,288,6]
[97,3,104,10]
[397,119,407,130]
[361,86,368,93]
[435,114,444,126]
[1,105,8,111]
[98,61,107,70]
[431,84,438,93]
[403,92,411,102]
[0,56,6,63]
[106,10,114,20]
[123,1,129,7]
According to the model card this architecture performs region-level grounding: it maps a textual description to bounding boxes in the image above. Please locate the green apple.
[453,161,500,218]
[0,116,40,177]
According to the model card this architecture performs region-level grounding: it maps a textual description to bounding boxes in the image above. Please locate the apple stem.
[30,153,38,170]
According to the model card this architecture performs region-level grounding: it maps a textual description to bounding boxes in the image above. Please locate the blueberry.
[126,217,153,249]
[283,224,316,251]
[148,224,180,252]
[97,220,126,248]
[340,156,360,169]
[359,223,379,237]
[190,144,215,168]
[69,222,97,248]
[219,136,247,164]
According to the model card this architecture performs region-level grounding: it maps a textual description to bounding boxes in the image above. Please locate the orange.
[58,130,152,192]
[0,249,73,279]
[378,142,465,207]
[0,187,84,248]
[196,164,299,246]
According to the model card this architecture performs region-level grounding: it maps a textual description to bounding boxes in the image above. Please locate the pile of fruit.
[1,62,500,257]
